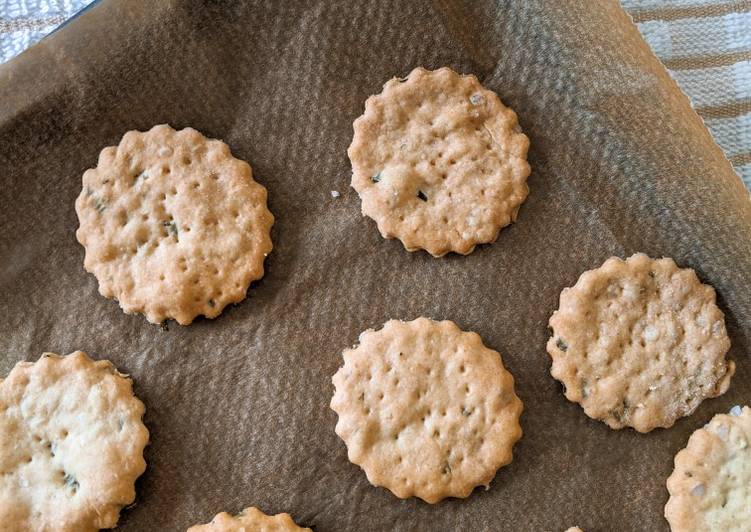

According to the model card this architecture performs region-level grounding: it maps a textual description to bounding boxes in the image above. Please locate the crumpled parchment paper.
[0,1,749,530]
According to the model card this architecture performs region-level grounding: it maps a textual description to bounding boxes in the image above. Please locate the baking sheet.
[1,1,750,530]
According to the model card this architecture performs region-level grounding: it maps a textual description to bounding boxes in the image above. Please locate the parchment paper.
[1,1,750,530]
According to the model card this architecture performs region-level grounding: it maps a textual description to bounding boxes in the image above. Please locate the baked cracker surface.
[75,124,274,325]
[348,67,530,257]
[665,406,751,531]
[187,506,310,531]
[331,317,523,503]
[0,351,148,532]
[547,253,734,433]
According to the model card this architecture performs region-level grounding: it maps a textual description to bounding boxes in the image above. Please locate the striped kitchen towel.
[0,0,92,63]
[621,0,751,190]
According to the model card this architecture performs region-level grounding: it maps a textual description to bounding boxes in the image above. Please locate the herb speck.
[371,171,382,183]
[63,473,79,492]
[417,190,428,201]
[163,220,179,240]
[613,400,630,423]
[556,338,568,352]
[208,299,215,307]
[94,196,107,213]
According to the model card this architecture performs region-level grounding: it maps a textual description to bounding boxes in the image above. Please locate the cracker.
[547,253,734,433]
[565,527,584,532]
[0,351,148,531]
[187,506,310,531]
[665,406,751,531]
[348,67,530,257]
[330,318,523,503]
[75,124,274,325]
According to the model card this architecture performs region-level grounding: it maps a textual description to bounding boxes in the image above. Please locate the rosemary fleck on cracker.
[665,406,751,531]
[548,253,734,432]
[187,506,310,531]
[331,318,523,503]
[75,124,274,325]
[348,67,530,257]
[0,351,148,531]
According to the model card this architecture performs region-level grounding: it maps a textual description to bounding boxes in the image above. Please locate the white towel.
[621,0,751,189]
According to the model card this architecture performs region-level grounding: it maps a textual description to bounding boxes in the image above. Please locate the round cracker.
[547,253,734,433]
[348,67,530,257]
[665,406,751,531]
[187,506,310,531]
[75,124,274,325]
[331,318,523,503]
[0,351,148,532]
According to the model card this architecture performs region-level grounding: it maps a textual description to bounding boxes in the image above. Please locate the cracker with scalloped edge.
[331,317,523,503]
[0,351,148,532]
[75,124,274,325]
[187,506,310,531]
[348,67,530,257]
[548,253,734,433]
[665,405,751,531]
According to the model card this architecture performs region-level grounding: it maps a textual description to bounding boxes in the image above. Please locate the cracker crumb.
[730,405,743,416]
[330,190,340,198]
